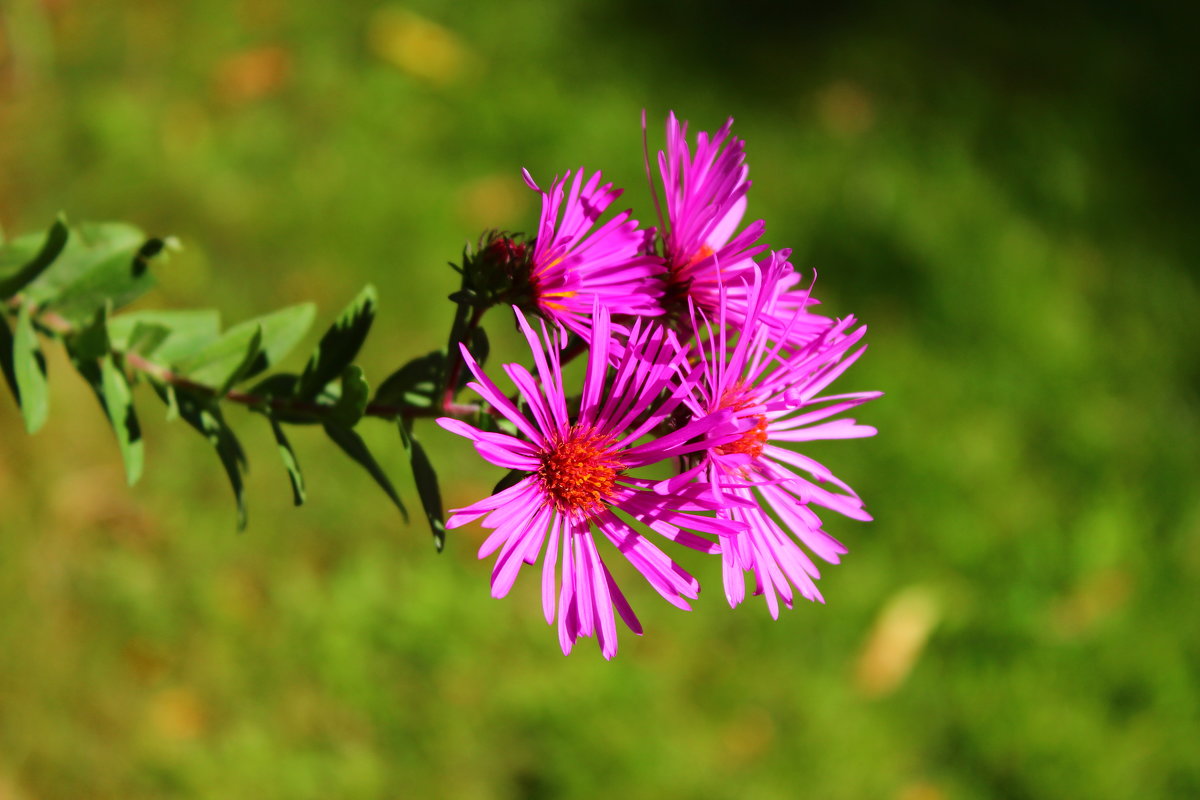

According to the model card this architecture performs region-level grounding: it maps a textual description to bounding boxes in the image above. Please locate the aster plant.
[1,112,877,658]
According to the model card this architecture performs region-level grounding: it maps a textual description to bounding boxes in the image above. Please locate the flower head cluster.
[441,112,879,658]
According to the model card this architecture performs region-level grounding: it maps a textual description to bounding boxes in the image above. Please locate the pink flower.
[650,112,830,345]
[679,257,881,617]
[517,167,663,339]
[438,305,743,658]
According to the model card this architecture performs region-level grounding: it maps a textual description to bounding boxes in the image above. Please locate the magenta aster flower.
[513,167,663,339]
[649,112,830,346]
[678,257,881,617]
[437,305,743,658]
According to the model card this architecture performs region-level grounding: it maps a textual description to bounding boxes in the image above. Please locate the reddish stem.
[5,296,485,422]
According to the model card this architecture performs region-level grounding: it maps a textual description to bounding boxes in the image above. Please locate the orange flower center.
[713,384,768,461]
[714,415,769,460]
[538,427,624,517]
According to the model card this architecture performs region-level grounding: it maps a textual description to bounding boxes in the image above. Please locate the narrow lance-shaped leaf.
[64,307,144,486]
[269,418,306,506]
[12,305,49,433]
[399,421,446,550]
[0,312,20,406]
[323,422,408,521]
[162,386,249,530]
[100,354,144,486]
[0,216,69,298]
[298,285,376,398]
[217,325,263,395]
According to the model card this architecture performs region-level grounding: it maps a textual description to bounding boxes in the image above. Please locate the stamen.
[538,426,624,517]
[715,415,768,460]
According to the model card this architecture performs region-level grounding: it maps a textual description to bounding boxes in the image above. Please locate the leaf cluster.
[1,217,451,547]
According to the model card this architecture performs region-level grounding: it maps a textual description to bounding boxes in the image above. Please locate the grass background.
[1,1,1198,798]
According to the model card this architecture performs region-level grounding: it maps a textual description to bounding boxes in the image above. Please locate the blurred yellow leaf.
[855,585,940,698]
[368,8,468,86]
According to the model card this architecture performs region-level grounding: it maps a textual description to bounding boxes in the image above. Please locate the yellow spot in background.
[457,173,530,230]
[0,771,30,800]
[816,79,876,138]
[855,585,940,698]
[147,687,208,742]
[368,8,469,87]
[896,779,947,800]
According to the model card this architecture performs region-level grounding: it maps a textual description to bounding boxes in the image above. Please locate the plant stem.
[4,296,484,423]
[442,303,488,410]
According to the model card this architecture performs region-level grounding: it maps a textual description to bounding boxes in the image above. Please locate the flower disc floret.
[538,427,623,517]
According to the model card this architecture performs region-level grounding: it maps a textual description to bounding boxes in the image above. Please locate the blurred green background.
[1,1,1198,798]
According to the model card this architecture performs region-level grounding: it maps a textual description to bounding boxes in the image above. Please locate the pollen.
[715,415,769,460]
[538,427,624,517]
[714,384,768,461]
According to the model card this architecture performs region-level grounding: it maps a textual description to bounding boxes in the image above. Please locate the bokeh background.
[1,1,1198,798]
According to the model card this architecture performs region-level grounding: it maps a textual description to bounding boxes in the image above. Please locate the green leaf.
[323,422,407,521]
[0,216,69,298]
[269,418,306,506]
[24,222,157,322]
[467,325,489,368]
[177,323,263,392]
[175,303,315,392]
[399,421,446,550]
[100,354,144,486]
[217,325,264,395]
[108,309,221,362]
[69,305,111,362]
[61,309,143,485]
[122,320,172,356]
[298,285,376,398]
[493,468,528,496]
[13,305,49,433]
[164,386,249,530]
[329,365,369,427]
[373,350,445,409]
[0,313,19,406]
[248,302,316,378]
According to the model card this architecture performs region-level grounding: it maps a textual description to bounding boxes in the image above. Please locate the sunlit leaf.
[178,324,263,393]
[24,222,157,322]
[13,305,49,433]
[108,309,222,362]
[269,418,306,506]
[0,216,69,298]
[100,354,144,486]
[164,386,249,530]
